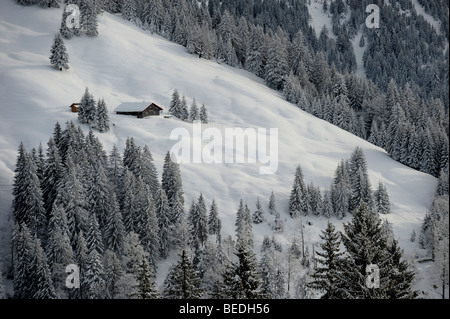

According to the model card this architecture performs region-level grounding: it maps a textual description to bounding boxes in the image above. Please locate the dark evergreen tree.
[207,199,221,242]
[373,181,391,215]
[340,204,417,298]
[308,222,345,299]
[103,249,123,299]
[348,147,373,212]
[12,223,36,299]
[155,188,171,259]
[234,242,262,299]
[42,137,64,216]
[95,98,110,133]
[265,30,289,90]
[200,103,209,123]
[188,194,209,251]
[289,165,308,218]
[32,236,57,299]
[162,250,203,299]
[252,197,265,224]
[268,191,277,215]
[235,199,254,249]
[49,33,69,71]
[104,194,125,255]
[134,258,160,299]
[78,87,96,125]
[384,240,418,299]
[82,247,105,299]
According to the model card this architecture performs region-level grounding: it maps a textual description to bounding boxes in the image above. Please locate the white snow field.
[0,1,439,297]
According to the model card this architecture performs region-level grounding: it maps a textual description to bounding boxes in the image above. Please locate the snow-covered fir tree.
[133,257,160,299]
[189,99,200,122]
[308,221,345,299]
[95,98,110,133]
[163,250,203,299]
[340,204,417,298]
[49,33,69,71]
[331,159,351,219]
[78,87,96,125]
[348,147,373,212]
[289,165,308,218]
[373,181,391,215]
[252,197,265,224]
[200,103,208,124]
[207,199,222,242]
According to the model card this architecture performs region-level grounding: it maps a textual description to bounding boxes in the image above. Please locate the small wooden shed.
[115,102,164,118]
[70,103,80,113]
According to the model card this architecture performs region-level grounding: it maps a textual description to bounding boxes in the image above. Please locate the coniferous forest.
[8,121,431,299]
[2,0,448,300]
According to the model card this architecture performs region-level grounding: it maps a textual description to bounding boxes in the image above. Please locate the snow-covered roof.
[115,102,163,112]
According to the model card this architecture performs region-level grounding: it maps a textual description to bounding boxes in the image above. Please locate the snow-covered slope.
[0,1,438,295]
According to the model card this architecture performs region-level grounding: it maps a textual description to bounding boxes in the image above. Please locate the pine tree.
[122,0,138,22]
[189,99,200,122]
[252,197,265,224]
[55,155,89,249]
[95,98,110,133]
[169,89,182,119]
[163,250,203,299]
[107,144,123,195]
[104,194,125,255]
[86,212,104,256]
[13,223,36,299]
[308,222,345,299]
[384,240,418,299]
[235,242,262,299]
[340,203,417,298]
[373,181,391,214]
[269,191,277,215]
[83,0,99,37]
[189,194,209,251]
[200,104,209,123]
[259,243,281,298]
[42,137,64,216]
[235,199,254,249]
[83,247,105,299]
[137,184,160,269]
[348,147,373,212]
[32,236,58,299]
[86,164,110,231]
[102,249,123,299]
[141,145,160,196]
[272,210,284,233]
[134,258,160,299]
[78,87,96,125]
[207,199,222,242]
[49,33,69,71]
[198,239,225,296]
[245,25,265,77]
[155,188,171,258]
[289,165,308,218]
[265,31,289,90]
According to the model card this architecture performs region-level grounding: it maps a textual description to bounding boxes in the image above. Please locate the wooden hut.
[115,102,163,118]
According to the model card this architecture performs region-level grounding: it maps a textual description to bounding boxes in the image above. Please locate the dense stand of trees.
[7,122,420,299]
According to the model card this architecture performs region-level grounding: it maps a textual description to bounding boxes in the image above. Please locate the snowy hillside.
[0,1,440,297]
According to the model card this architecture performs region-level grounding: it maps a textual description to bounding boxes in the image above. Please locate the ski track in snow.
[0,1,440,297]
